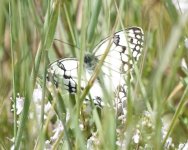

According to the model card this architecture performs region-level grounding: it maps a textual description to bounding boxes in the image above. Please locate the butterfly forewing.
[93,27,144,75]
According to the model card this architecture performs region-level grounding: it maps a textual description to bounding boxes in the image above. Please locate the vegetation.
[0,0,188,149]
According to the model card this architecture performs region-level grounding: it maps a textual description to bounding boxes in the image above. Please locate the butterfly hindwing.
[47,58,80,93]
[47,58,104,106]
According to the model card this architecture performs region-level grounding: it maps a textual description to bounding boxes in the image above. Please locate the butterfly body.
[84,53,99,71]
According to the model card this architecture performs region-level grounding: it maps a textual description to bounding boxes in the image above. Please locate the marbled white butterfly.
[47,27,144,112]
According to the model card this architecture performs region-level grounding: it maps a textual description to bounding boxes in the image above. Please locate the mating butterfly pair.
[47,27,144,112]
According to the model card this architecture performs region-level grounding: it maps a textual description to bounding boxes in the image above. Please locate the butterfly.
[47,27,144,112]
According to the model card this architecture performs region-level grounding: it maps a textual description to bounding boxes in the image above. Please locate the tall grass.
[0,0,188,149]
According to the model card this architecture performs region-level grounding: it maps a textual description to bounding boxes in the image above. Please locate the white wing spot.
[136,45,141,51]
[123,64,129,72]
[133,51,138,57]
[136,34,141,39]
[122,54,129,62]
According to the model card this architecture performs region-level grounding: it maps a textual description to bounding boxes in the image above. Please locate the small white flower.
[116,140,125,149]
[11,94,24,115]
[33,85,43,103]
[16,97,24,115]
[87,132,100,149]
[165,137,174,149]
[51,120,64,142]
[44,140,52,150]
[32,85,52,122]
[132,130,140,144]
[143,111,151,117]
[162,120,169,139]
[79,123,84,130]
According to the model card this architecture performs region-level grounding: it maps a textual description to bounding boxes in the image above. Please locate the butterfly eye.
[84,54,91,64]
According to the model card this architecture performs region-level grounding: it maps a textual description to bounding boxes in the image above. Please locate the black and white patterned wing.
[47,58,104,106]
[92,27,144,110]
[93,27,144,75]
[47,58,81,93]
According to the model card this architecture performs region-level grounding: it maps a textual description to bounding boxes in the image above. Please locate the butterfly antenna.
[54,39,80,49]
